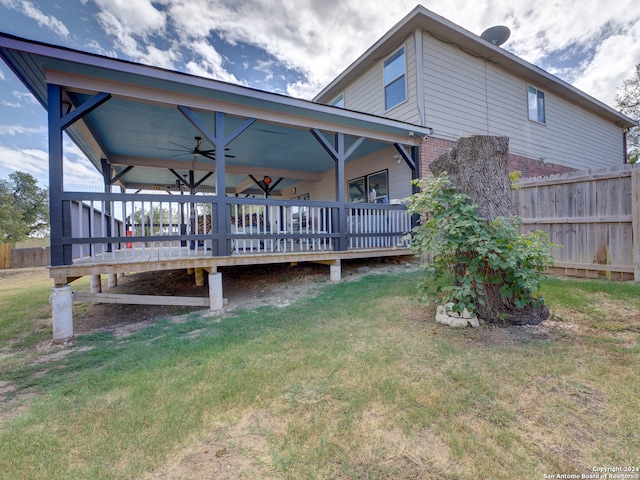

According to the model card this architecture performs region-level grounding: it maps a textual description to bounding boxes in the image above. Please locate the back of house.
[314,5,637,178]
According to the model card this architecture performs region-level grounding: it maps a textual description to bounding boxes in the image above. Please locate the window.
[367,171,388,203]
[330,94,344,108]
[348,177,366,203]
[348,170,389,204]
[384,47,406,110]
[528,86,546,123]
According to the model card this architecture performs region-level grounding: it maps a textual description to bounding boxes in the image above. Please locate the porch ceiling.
[0,33,431,195]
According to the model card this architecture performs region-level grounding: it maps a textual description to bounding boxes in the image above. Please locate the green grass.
[0,269,90,348]
[0,269,639,479]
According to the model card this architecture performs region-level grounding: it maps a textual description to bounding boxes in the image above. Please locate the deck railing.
[59,192,412,265]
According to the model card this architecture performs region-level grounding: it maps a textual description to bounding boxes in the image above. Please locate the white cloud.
[0,0,70,37]
[61,139,104,188]
[0,124,46,136]
[254,59,274,82]
[94,0,166,37]
[166,0,411,98]
[93,0,177,68]
[573,20,640,106]
[0,140,104,189]
[0,144,49,180]
[1,90,40,108]
[184,40,241,83]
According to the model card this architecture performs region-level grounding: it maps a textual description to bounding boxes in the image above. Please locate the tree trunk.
[430,135,549,326]
[430,135,514,219]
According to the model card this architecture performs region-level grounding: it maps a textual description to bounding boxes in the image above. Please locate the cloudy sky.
[0,0,639,189]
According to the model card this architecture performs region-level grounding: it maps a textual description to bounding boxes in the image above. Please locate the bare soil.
[74,257,420,336]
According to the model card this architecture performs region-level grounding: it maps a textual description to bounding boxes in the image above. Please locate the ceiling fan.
[164,136,235,160]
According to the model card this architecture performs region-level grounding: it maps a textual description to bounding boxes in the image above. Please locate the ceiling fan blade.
[168,141,192,149]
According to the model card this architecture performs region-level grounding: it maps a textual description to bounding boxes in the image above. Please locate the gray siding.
[422,36,624,169]
[343,37,421,125]
[283,147,414,202]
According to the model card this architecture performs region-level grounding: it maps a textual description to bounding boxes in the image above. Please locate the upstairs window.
[330,94,344,108]
[384,47,406,110]
[528,85,546,123]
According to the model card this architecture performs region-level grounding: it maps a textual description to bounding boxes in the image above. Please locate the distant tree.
[615,64,640,164]
[0,171,49,244]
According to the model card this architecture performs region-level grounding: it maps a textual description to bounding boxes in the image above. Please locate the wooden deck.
[49,245,414,285]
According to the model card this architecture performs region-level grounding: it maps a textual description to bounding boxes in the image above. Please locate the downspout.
[623,128,628,164]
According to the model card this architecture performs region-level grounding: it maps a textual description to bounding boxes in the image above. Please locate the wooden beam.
[233,177,255,194]
[521,216,633,224]
[73,291,210,307]
[110,155,323,181]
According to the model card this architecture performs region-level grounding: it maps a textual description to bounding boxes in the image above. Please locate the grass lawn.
[0,267,638,479]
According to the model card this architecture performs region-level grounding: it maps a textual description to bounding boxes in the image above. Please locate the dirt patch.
[74,258,419,337]
[145,410,282,480]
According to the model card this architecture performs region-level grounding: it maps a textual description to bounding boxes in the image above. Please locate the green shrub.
[406,173,555,321]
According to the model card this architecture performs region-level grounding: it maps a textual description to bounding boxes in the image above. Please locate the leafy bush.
[406,173,555,319]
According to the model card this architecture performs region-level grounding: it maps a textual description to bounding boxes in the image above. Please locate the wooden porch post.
[177,107,255,256]
[310,130,365,252]
[48,86,112,266]
[335,133,347,251]
[101,158,113,253]
[395,143,421,229]
[47,84,69,266]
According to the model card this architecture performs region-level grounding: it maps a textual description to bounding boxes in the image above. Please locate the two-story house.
[313,5,636,194]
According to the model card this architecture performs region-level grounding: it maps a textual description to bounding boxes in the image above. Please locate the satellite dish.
[481,25,511,46]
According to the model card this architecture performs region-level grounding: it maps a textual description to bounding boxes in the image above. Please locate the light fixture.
[393,154,402,164]
[258,176,272,191]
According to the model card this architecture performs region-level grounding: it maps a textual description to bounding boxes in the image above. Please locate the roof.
[314,5,637,129]
[0,33,429,194]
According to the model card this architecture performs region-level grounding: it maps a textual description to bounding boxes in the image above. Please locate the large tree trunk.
[430,135,549,326]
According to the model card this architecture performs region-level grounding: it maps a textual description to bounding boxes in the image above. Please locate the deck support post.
[51,285,73,339]
[195,268,205,286]
[209,272,224,311]
[330,260,341,282]
[90,275,102,293]
[107,274,117,288]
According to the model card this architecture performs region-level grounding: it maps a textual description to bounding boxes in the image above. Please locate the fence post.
[0,244,11,269]
[632,168,640,282]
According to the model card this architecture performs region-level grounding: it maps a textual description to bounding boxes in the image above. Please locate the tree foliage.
[0,171,49,244]
[615,64,640,164]
[406,173,555,324]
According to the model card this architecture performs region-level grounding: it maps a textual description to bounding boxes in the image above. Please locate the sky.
[0,0,639,189]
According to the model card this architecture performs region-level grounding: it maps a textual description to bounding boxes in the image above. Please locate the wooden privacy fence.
[0,246,51,269]
[12,247,50,268]
[0,244,10,269]
[514,165,640,281]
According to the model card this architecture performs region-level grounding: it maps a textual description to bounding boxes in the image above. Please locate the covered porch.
[0,33,432,338]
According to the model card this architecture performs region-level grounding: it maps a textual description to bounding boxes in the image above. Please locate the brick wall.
[419,136,576,179]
